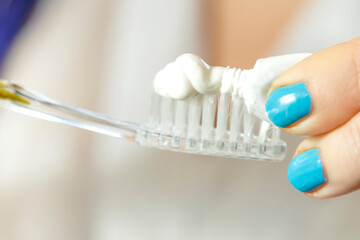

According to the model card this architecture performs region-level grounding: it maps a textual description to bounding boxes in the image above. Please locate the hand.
[265,36,360,199]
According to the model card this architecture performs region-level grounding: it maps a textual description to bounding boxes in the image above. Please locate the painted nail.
[266,82,311,128]
[287,149,325,192]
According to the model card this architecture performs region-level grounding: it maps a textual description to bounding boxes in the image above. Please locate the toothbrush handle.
[0,81,139,141]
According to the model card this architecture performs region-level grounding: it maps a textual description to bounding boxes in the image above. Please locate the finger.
[265,37,360,135]
[287,112,360,199]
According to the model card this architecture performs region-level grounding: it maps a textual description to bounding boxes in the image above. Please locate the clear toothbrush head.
[136,92,286,162]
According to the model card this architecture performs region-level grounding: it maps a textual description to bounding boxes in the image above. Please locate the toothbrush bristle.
[186,96,202,149]
[159,96,174,146]
[201,95,217,149]
[215,94,230,150]
[172,99,187,147]
[138,92,286,161]
[229,96,243,152]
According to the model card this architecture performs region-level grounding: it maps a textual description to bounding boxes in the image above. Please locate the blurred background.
[0,0,360,239]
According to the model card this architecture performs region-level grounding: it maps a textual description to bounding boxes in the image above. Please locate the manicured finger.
[287,112,360,198]
[266,37,360,135]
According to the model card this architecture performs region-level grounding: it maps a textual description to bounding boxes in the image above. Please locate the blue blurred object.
[0,0,36,69]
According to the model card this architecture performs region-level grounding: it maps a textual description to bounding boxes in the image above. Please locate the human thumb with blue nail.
[266,36,360,199]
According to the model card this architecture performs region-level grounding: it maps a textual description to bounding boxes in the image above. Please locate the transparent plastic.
[0,80,286,161]
[140,93,286,162]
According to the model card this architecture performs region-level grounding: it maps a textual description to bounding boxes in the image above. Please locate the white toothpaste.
[153,53,311,122]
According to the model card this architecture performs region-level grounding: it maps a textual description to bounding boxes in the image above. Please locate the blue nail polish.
[266,82,311,127]
[287,149,325,192]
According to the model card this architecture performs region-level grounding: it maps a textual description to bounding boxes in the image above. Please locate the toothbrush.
[0,79,282,162]
[0,53,310,161]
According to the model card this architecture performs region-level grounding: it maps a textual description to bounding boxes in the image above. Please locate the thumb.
[265,37,360,136]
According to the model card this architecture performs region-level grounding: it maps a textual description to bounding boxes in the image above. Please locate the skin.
[206,0,307,67]
[208,1,360,199]
[269,37,360,199]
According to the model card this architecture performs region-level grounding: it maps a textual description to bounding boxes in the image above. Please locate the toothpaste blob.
[153,53,311,122]
[153,54,225,99]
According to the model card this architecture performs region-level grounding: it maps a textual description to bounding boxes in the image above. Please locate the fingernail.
[287,149,325,192]
[266,82,311,127]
